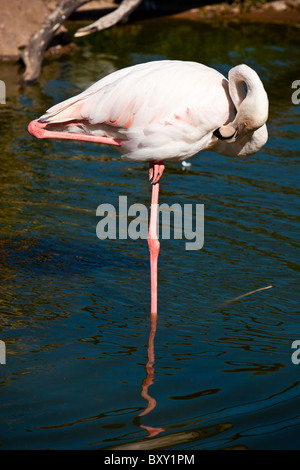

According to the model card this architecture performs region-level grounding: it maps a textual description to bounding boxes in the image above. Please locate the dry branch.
[21,0,90,84]
[74,0,142,37]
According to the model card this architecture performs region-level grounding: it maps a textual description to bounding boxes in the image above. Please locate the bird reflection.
[133,313,165,438]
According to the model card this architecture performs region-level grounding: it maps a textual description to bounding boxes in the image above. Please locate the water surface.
[0,18,300,450]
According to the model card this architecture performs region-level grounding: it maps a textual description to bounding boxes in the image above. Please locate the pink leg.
[147,162,165,315]
[27,120,121,146]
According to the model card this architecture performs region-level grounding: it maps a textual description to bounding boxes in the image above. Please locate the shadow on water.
[0,236,133,276]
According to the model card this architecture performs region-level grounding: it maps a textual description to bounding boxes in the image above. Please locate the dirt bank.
[172,0,300,26]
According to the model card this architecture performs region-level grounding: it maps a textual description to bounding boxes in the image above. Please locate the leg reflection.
[134,313,165,438]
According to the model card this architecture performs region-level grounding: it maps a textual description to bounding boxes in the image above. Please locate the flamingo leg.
[148,162,165,315]
[27,120,121,146]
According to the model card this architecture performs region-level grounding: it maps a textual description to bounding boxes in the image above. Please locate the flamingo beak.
[213,125,238,141]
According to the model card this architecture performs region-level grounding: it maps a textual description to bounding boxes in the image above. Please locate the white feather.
[38,60,268,162]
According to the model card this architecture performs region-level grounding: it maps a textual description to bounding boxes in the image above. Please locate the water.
[0,17,300,450]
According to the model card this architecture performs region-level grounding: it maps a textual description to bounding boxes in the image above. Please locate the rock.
[267,1,288,11]
[0,0,51,60]
[286,0,300,7]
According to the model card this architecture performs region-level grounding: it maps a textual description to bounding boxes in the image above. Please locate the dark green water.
[0,18,300,450]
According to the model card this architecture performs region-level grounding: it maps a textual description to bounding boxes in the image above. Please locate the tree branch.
[21,0,90,85]
[74,0,142,37]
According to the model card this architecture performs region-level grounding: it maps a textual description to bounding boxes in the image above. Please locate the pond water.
[0,17,300,450]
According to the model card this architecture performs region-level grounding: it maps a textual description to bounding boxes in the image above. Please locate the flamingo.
[28,60,269,315]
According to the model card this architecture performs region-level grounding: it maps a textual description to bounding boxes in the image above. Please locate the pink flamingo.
[28,60,269,315]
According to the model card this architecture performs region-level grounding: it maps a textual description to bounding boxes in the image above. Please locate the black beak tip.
[213,127,237,141]
[213,128,224,140]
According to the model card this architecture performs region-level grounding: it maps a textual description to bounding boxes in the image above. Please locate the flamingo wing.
[38,61,234,162]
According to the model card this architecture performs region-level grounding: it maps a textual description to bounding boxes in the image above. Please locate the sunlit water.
[0,18,300,450]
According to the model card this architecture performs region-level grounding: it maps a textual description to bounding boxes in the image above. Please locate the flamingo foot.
[149,162,165,185]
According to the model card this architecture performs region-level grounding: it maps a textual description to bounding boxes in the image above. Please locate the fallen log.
[21,0,143,84]
[21,0,90,85]
[74,0,142,37]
